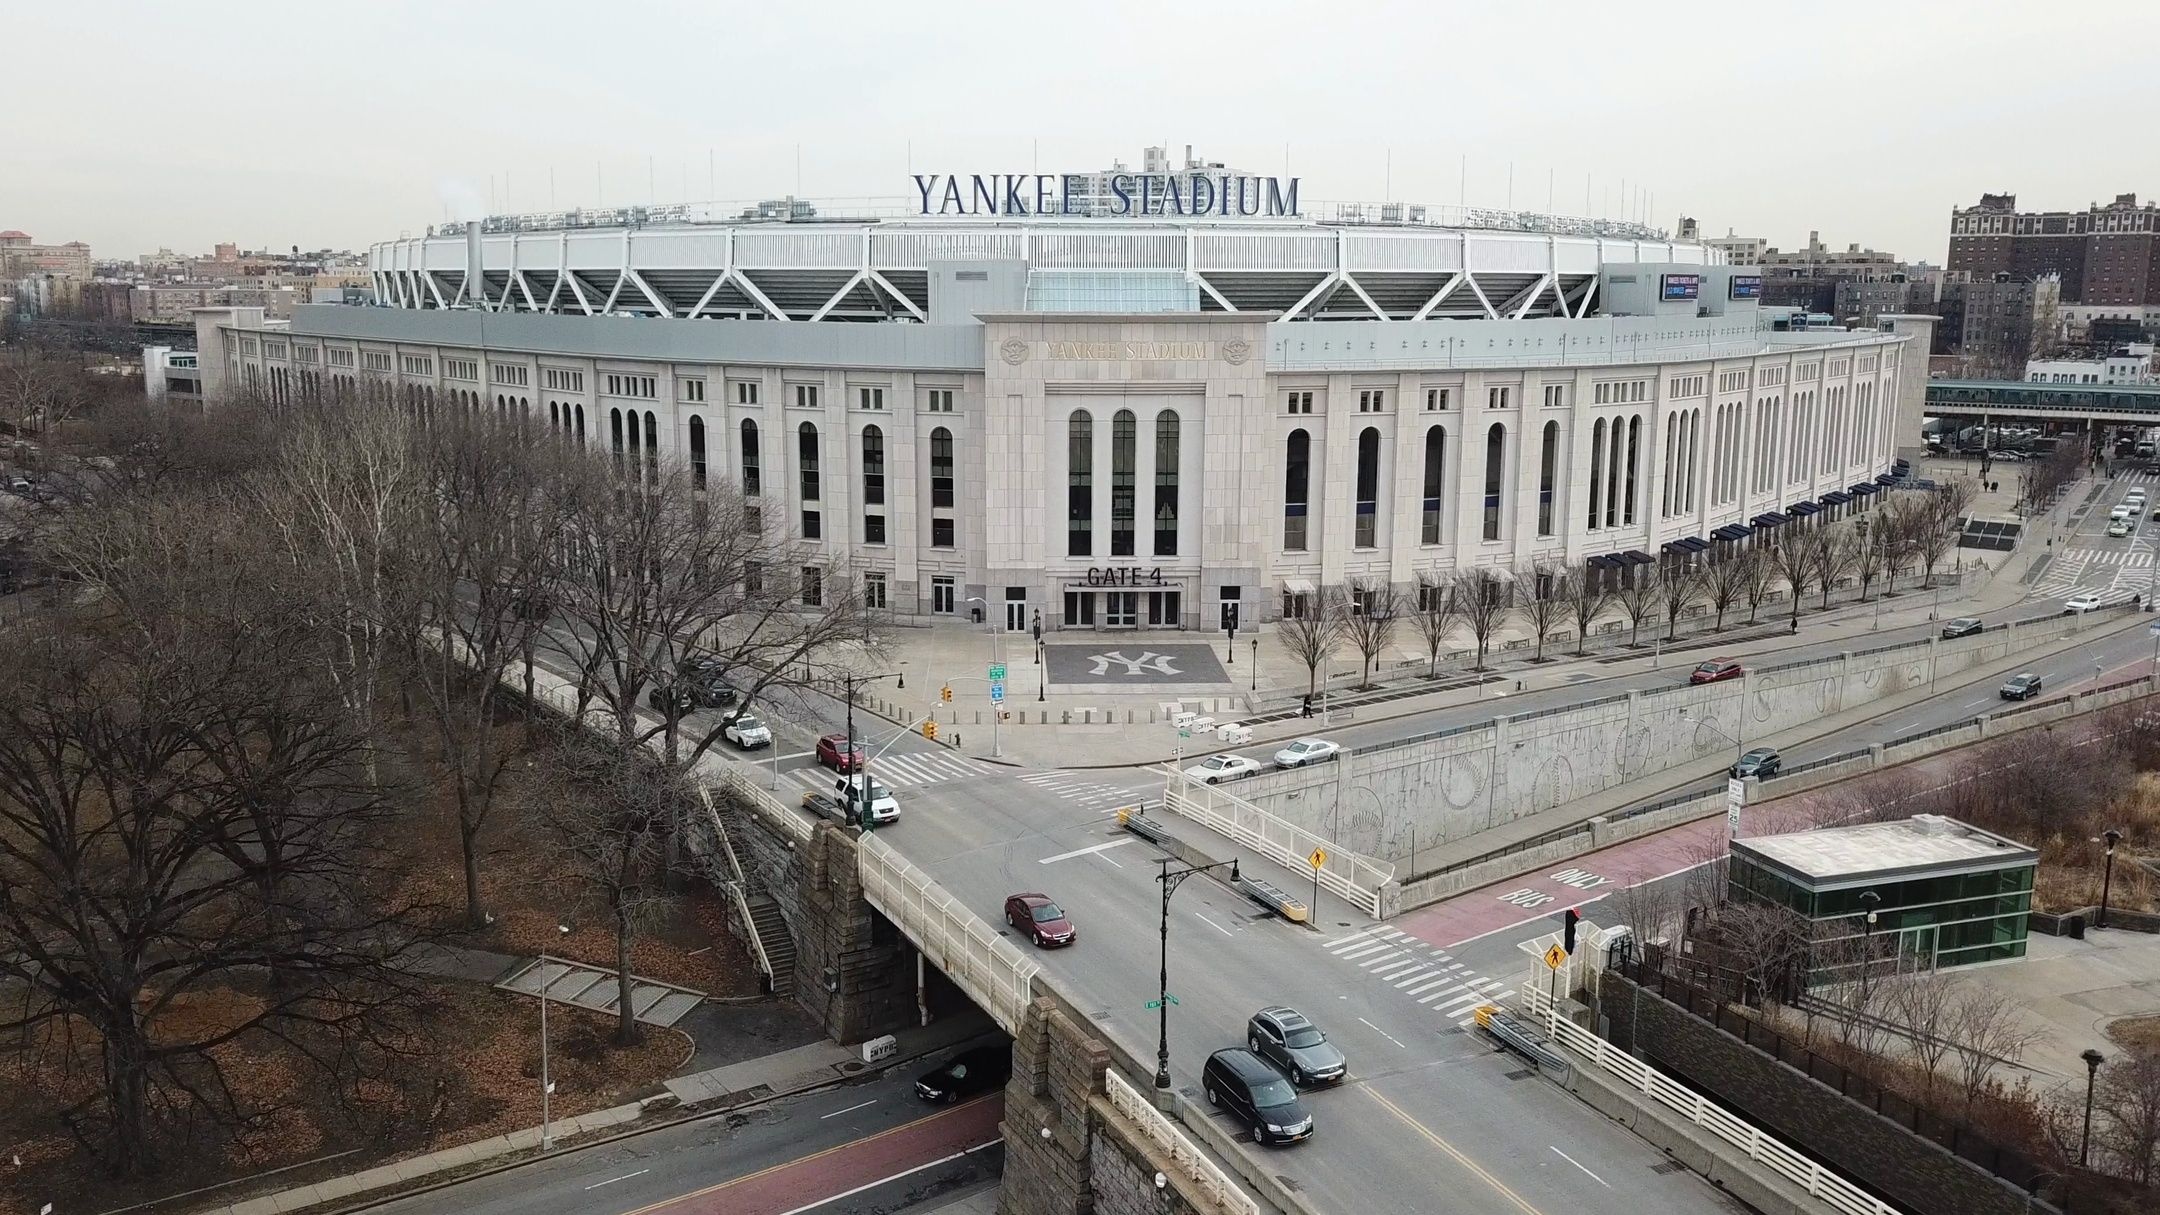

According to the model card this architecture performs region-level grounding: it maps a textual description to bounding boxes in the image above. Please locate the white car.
[833,775,900,824]
[1273,738,1342,769]
[2110,519,2134,538]
[1184,753,1261,785]
[723,714,772,749]
[2064,594,2105,614]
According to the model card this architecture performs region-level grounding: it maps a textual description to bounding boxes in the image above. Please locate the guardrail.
[1162,774,1393,918]
[697,786,777,989]
[1104,1069,1262,1215]
[856,833,1039,1034]
[1520,984,1904,1215]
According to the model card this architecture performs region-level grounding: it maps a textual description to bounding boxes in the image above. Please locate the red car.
[1689,658,1744,685]
[1004,892,1076,948]
[816,732,864,772]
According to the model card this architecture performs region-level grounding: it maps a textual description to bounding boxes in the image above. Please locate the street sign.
[988,662,1007,681]
[1145,994,1181,1010]
[2148,620,2160,636]
[1725,776,1746,837]
[990,681,1006,703]
[1543,943,1568,971]
[1308,847,1328,869]
[1178,726,1191,739]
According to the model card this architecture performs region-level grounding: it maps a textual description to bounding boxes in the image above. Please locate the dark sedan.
[1940,617,1983,640]
[915,1044,1010,1104]
[1689,658,1744,685]
[1005,892,1076,948]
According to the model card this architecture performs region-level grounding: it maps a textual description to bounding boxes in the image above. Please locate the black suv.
[1940,617,1983,640]
[1203,1048,1313,1146]
[674,655,740,708]
[1246,1007,1346,1087]
[1729,746,1781,779]
[915,1044,1010,1104]
[2000,673,2043,701]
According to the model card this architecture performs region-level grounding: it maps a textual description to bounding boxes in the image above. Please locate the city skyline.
[12,0,2160,259]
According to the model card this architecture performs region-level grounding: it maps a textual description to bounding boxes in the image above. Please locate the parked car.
[1183,753,1261,785]
[1003,892,1076,948]
[1940,617,1983,640]
[2110,519,2133,538]
[2111,505,2135,521]
[2148,508,2160,522]
[2000,673,2044,701]
[801,792,859,826]
[816,732,864,772]
[2064,594,2105,614]
[1273,738,1341,769]
[6,477,31,497]
[675,655,740,708]
[723,714,772,749]
[1203,1048,1313,1146]
[915,1044,1011,1104]
[1729,746,1781,780]
[648,683,700,717]
[1246,1007,1347,1087]
[1688,658,1744,685]
[832,775,900,825]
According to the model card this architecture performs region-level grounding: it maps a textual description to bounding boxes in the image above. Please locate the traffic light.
[1563,908,1580,954]
[940,684,953,703]
[922,720,939,741]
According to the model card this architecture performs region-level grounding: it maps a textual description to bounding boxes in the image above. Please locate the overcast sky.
[9,0,2159,262]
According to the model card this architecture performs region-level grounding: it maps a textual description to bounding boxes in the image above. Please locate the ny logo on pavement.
[1087,650,1181,677]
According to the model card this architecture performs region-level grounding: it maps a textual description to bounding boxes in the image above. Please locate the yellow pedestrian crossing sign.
[1308,847,1327,869]
[1544,943,1568,970]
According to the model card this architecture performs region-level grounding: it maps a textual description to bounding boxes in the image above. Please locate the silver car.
[1273,738,1341,768]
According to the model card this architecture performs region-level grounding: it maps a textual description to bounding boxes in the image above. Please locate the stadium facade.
[193,183,1934,632]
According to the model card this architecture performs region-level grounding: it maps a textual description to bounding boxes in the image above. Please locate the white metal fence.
[1162,774,1394,918]
[855,833,1039,1034]
[1519,983,1903,1215]
[1104,1070,1262,1215]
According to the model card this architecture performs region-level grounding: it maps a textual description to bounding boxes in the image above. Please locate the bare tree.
[1809,524,1863,610]
[1913,481,1975,587]
[1452,567,1515,671]
[1557,562,1613,655]
[2099,1052,2160,1185]
[518,730,684,1047]
[1769,527,1822,626]
[1656,557,1706,642]
[1341,576,1402,688]
[1718,901,1807,1009]
[1701,547,1751,631]
[1944,984,2042,1118]
[1887,967,1959,1103]
[1518,564,1567,660]
[1408,577,1463,677]
[1612,568,1662,647]
[1277,587,1344,697]
[1740,543,1779,624]
[0,347,104,437]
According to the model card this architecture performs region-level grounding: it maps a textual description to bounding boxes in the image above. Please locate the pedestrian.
[1789,617,1799,635]
[1300,693,1313,719]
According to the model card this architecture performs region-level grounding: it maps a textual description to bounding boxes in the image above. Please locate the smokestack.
[465,226,484,310]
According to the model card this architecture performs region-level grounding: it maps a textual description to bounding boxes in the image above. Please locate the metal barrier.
[1519,983,1905,1215]
[855,833,1039,1034]
[1162,773,1393,918]
[1234,873,1310,923]
[696,787,776,989]
[1104,1070,1261,1215]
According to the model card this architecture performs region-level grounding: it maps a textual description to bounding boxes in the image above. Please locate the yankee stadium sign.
[913,173,1301,219]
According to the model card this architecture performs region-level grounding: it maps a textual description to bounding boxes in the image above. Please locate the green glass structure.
[1729,814,2036,984]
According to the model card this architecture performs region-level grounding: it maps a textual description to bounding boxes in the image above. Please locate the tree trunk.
[104,1021,154,1176]
[459,815,487,929]
[614,903,640,1047]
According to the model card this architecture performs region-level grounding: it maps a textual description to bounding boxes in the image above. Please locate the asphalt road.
[370,1063,1002,1215]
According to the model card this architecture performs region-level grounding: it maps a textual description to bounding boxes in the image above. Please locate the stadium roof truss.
[371,222,1708,324]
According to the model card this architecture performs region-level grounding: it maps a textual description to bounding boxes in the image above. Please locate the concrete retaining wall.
[1237,609,2128,868]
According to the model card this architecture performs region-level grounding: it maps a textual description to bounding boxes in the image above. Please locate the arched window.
[689,416,707,489]
[550,401,561,430]
[1482,423,1506,541]
[643,411,658,483]
[574,404,585,443]
[1421,426,1446,544]
[1153,413,1180,556]
[1588,418,1606,530]
[1068,410,1093,557]
[1624,415,1641,525]
[1354,427,1381,548]
[1538,420,1558,536]
[1283,429,1310,551]
[798,422,820,501]
[861,426,885,543]
[1110,408,1136,556]
[609,407,625,471]
[740,419,761,494]
[929,426,954,510]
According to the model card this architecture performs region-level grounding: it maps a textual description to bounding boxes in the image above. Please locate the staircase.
[698,785,796,997]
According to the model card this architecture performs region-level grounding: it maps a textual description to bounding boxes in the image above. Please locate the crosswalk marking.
[1372,959,1424,978]
[1358,951,1408,970]
[1326,927,1390,949]
[787,750,989,794]
[1390,967,1435,987]
[1432,991,1488,1015]
[1324,926,1527,1026]
[1336,941,1395,961]
[1016,769,1158,808]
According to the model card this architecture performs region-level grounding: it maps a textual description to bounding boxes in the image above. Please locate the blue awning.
[1751,511,1788,527]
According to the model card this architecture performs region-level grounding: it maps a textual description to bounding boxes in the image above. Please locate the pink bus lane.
[1395,815,1729,950]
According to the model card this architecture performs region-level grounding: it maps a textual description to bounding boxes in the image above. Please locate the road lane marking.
[1358,1016,1408,1048]
[1335,940,1395,960]
[773,1139,1003,1215]
[1359,951,1408,970]
[587,1169,651,1189]
[1326,927,1386,947]
[618,1096,998,1215]
[1389,967,1434,987]
[1363,1087,1548,1215]
[1372,959,1423,978]
[1441,891,1613,950]
[1403,975,1458,997]
[1432,992,1487,1014]
[1549,1145,1610,1187]
[820,1099,878,1118]
[1037,838,1134,864]
[1194,912,1234,937]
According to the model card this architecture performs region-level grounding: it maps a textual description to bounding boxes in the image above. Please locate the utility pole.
[1154,856,1240,1090]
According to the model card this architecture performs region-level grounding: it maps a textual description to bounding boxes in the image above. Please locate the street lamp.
[1856,890,1882,997]
[963,597,1004,758]
[1678,706,1746,765]
[2099,829,2123,929]
[539,922,570,1150]
[2080,1048,2106,1167]
[1250,637,1258,692]
[1154,856,1240,1091]
[1038,640,1046,703]
[841,669,902,826]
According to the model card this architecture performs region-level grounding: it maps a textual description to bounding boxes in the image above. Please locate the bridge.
[1924,377,2160,424]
